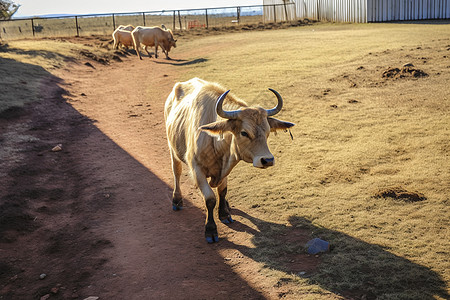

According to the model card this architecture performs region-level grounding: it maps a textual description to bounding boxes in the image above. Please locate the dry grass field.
[1,21,449,299]
[176,22,450,299]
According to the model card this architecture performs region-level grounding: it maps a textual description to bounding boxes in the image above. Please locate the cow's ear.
[200,120,233,136]
[268,117,295,132]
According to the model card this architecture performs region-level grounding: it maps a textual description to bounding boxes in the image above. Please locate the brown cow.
[131,26,177,60]
[164,78,294,243]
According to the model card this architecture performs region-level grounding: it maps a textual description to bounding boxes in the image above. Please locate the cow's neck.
[209,135,240,187]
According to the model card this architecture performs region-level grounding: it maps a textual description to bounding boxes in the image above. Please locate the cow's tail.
[131,28,142,60]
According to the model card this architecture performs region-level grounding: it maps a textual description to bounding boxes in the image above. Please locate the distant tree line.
[0,0,19,20]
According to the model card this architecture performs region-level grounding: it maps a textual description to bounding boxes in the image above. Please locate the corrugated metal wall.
[294,0,367,22]
[367,0,450,22]
[288,0,450,23]
[263,1,297,22]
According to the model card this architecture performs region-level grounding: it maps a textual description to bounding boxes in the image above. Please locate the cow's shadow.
[152,57,208,66]
[221,209,448,300]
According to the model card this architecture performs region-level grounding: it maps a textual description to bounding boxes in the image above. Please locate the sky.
[13,0,263,18]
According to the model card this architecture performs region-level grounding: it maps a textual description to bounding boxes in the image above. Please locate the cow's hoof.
[221,216,234,224]
[206,234,219,244]
[172,205,183,211]
[172,199,183,211]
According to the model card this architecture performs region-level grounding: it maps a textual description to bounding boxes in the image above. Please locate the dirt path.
[57,53,271,299]
[2,47,317,299]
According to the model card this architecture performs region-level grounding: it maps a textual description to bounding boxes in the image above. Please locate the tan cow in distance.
[131,25,177,60]
[164,78,294,243]
[112,25,135,49]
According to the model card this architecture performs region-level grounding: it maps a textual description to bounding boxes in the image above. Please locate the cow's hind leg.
[170,149,183,211]
[192,163,218,243]
[218,178,234,224]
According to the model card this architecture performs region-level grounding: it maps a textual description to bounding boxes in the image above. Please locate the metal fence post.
[75,16,79,36]
[173,11,176,30]
[178,10,182,30]
[205,9,208,28]
[283,2,288,22]
[31,18,35,37]
[273,5,277,23]
[143,12,146,26]
[112,13,115,30]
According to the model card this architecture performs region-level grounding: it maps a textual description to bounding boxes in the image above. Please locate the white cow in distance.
[112,25,135,49]
[131,25,177,59]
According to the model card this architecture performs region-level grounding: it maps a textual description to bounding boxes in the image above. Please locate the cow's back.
[133,26,164,45]
[165,78,217,162]
[116,30,133,46]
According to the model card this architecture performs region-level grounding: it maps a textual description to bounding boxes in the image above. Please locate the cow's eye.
[241,131,249,138]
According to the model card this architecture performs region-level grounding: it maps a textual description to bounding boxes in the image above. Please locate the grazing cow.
[164,78,294,243]
[131,26,177,60]
[112,29,134,49]
[112,25,135,49]
[117,24,135,31]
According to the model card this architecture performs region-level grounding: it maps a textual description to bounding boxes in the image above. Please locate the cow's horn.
[216,90,240,119]
[266,88,283,116]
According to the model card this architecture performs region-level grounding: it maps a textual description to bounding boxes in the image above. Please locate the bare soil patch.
[382,64,429,79]
[374,187,427,202]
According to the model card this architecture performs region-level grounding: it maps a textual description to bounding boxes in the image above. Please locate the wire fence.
[0,3,297,41]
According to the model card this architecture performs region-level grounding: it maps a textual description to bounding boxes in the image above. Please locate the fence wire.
[0,4,296,41]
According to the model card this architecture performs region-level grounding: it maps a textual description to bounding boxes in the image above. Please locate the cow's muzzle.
[254,156,275,168]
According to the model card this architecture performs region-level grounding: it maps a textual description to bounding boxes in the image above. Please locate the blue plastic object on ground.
[306,238,330,254]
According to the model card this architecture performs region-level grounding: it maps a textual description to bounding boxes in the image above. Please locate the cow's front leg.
[192,164,218,243]
[170,149,183,211]
[143,45,152,58]
[218,178,234,224]
[160,45,170,60]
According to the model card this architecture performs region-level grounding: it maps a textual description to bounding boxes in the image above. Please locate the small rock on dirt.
[305,238,330,254]
[52,144,62,152]
[83,297,99,300]
[112,55,122,62]
[84,62,95,69]
[39,273,47,280]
